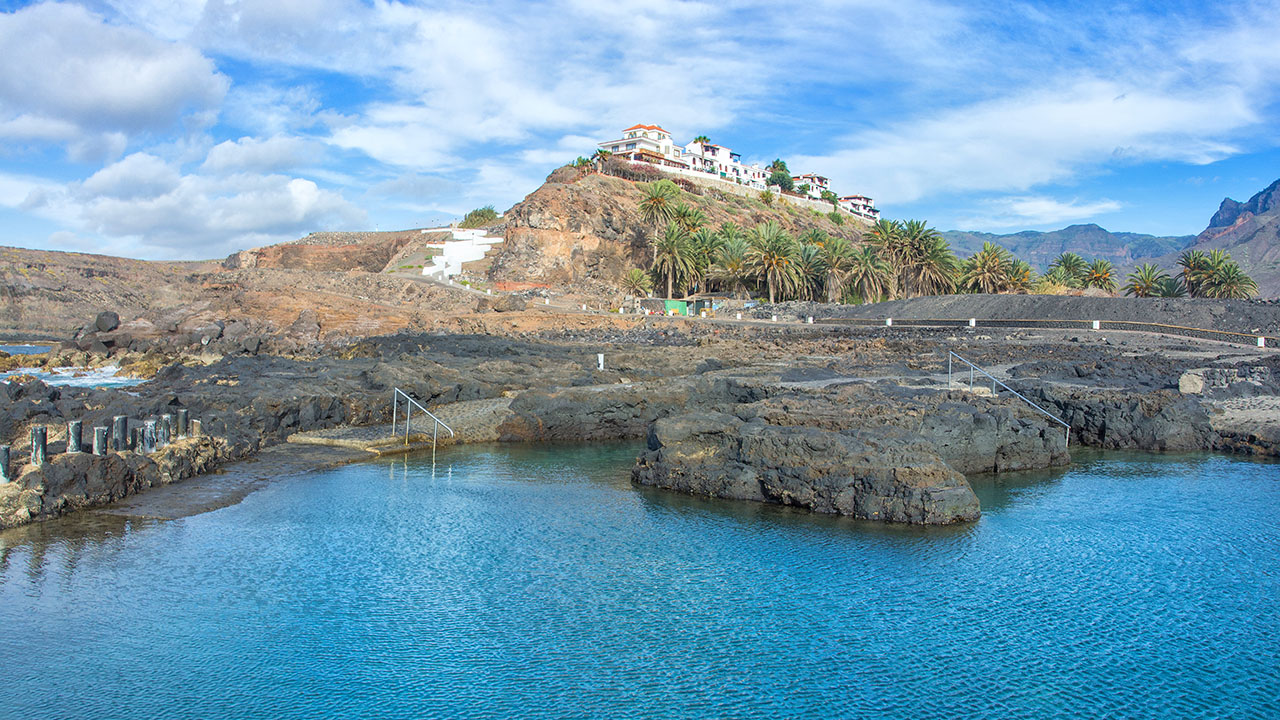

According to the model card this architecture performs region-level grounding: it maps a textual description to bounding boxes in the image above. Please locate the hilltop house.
[792,173,831,198]
[838,195,880,220]
[597,125,880,220]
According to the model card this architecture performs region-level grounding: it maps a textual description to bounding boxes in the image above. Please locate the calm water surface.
[0,345,50,355]
[0,444,1276,719]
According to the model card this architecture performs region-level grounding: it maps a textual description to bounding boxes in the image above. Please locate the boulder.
[288,309,321,342]
[94,311,120,333]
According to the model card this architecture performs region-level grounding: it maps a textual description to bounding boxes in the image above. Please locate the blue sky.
[1,0,1278,260]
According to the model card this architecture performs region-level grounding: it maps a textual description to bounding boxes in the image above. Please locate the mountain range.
[943,177,1280,296]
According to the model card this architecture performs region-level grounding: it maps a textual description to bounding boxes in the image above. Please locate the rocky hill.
[223,229,448,273]
[0,243,471,344]
[1156,178,1280,296]
[487,165,868,289]
[943,224,1194,269]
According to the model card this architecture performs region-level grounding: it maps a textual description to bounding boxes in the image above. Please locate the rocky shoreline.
[4,303,1280,529]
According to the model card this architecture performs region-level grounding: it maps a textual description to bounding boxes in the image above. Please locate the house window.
[626,143,636,150]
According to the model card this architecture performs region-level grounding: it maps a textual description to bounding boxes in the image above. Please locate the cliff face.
[1173,177,1280,297]
[487,166,868,288]
[1207,178,1280,229]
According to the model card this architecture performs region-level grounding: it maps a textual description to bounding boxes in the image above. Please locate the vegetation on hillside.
[618,179,1259,303]
[459,205,499,228]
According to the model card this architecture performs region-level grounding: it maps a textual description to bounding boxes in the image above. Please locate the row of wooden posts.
[0,410,202,484]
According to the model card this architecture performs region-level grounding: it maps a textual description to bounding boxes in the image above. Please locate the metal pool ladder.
[391,388,455,452]
[946,350,1071,446]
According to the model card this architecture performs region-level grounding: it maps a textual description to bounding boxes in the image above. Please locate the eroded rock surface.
[633,412,981,524]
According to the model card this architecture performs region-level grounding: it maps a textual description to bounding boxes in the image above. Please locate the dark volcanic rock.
[94,311,120,333]
[632,411,981,524]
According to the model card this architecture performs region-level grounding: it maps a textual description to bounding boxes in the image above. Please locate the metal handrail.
[391,388,455,452]
[946,350,1071,446]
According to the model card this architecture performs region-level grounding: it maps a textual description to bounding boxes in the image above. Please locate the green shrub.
[459,205,499,228]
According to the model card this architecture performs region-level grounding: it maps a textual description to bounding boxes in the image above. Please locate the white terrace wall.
[649,163,857,217]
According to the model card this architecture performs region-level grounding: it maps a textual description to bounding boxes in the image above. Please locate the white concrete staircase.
[420,228,504,279]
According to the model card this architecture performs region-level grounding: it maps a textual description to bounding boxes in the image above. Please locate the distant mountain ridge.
[942,224,1196,270]
[1158,177,1280,297]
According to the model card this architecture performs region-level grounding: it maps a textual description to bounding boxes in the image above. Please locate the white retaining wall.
[420,228,504,279]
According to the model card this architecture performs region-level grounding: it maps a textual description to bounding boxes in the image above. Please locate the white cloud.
[794,80,1256,205]
[81,153,181,199]
[958,195,1123,230]
[12,152,364,259]
[0,3,227,158]
[203,136,315,174]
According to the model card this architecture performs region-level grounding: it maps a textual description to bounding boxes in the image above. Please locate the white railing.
[946,350,1071,446]
[391,388,455,452]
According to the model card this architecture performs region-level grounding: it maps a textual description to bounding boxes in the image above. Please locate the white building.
[597,124,689,169]
[839,194,880,221]
[792,173,831,199]
[597,124,878,217]
[682,141,769,190]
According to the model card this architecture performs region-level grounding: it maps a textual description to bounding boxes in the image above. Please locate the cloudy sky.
[1,0,1279,260]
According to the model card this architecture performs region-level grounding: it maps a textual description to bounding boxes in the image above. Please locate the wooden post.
[0,445,9,483]
[177,409,190,438]
[93,427,108,456]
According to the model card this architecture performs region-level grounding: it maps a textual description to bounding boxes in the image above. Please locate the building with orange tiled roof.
[596,124,877,218]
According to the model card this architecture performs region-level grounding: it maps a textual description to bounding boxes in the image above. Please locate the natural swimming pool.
[0,444,1276,718]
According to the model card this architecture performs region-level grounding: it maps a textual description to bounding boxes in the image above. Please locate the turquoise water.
[0,445,1277,719]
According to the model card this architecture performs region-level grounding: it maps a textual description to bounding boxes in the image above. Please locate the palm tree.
[898,220,955,297]
[638,180,680,259]
[959,242,1012,294]
[1202,260,1258,299]
[712,237,752,299]
[716,221,744,246]
[653,223,698,299]
[620,268,653,297]
[818,236,856,303]
[746,221,798,304]
[1177,250,1209,297]
[864,218,905,297]
[1040,266,1077,290]
[1048,252,1088,287]
[800,228,829,247]
[1007,259,1036,293]
[793,243,824,301]
[692,135,710,144]
[846,245,891,303]
[1154,277,1188,298]
[688,227,721,294]
[913,234,959,296]
[1124,264,1168,297]
[672,202,708,234]
[1083,259,1117,292]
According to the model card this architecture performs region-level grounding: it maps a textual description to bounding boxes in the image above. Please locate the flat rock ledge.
[0,437,226,529]
[633,412,981,525]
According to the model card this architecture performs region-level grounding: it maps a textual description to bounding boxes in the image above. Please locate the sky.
[1,0,1279,260]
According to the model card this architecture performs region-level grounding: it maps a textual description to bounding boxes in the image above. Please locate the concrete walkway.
[287,396,516,455]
